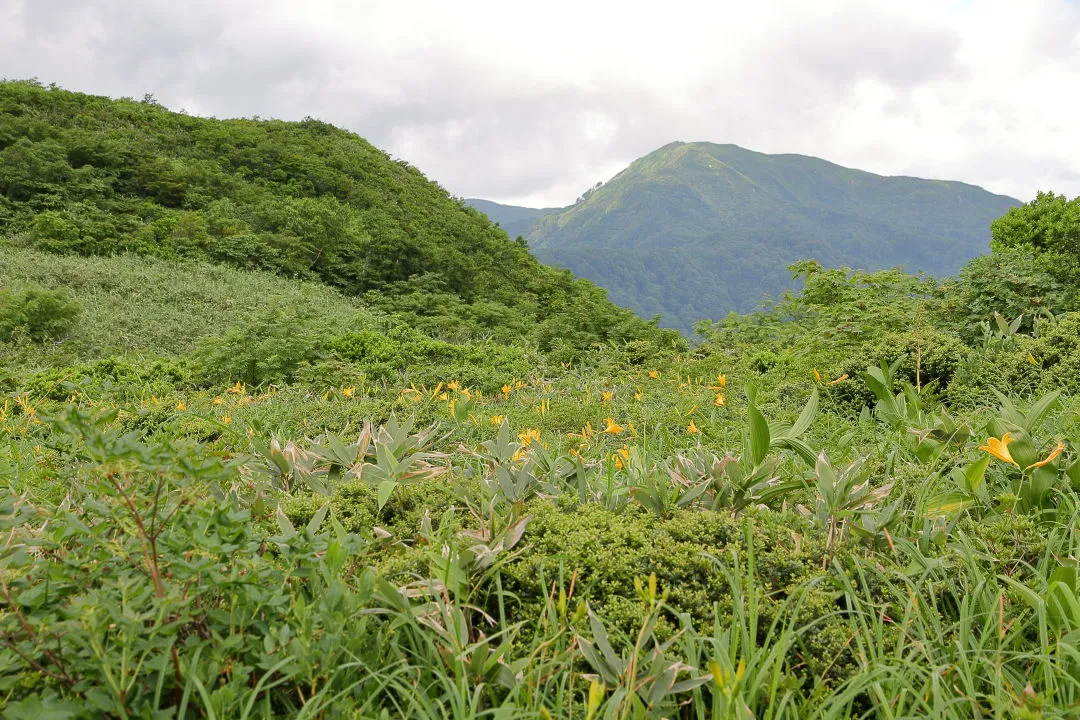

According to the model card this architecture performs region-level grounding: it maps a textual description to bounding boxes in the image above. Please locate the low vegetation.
[2,83,1080,718]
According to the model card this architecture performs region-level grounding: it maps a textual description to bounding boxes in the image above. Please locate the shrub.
[0,285,80,342]
[194,304,337,387]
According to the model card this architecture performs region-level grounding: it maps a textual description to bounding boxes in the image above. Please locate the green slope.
[524,142,1020,333]
[0,80,676,356]
[464,198,561,239]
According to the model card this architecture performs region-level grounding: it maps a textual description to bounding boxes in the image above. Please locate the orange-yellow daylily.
[601,391,614,403]
[568,422,595,440]
[221,415,232,424]
[828,374,849,385]
[648,370,661,379]
[341,386,355,397]
[502,384,512,399]
[634,388,644,401]
[1027,441,1065,470]
[491,415,506,425]
[446,380,460,391]
[518,428,541,446]
[709,374,727,390]
[980,433,1018,466]
[602,418,624,435]
[212,397,224,406]
[175,401,187,411]
[713,393,726,407]
[687,420,700,434]
[812,369,823,384]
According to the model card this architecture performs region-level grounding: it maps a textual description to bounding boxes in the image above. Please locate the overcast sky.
[3,0,1079,206]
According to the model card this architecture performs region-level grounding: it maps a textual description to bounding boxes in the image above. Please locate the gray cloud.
[2,0,1078,205]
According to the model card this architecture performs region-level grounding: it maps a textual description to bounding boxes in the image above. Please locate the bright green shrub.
[495,501,859,685]
[943,247,1079,340]
[194,304,339,387]
[23,356,191,402]
[0,285,80,341]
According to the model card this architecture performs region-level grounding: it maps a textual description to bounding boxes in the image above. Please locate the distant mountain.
[507,142,1020,334]
[464,199,561,239]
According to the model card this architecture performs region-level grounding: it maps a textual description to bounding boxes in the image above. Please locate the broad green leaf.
[376,480,398,512]
[926,492,972,517]
[747,402,771,467]
[962,454,992,494]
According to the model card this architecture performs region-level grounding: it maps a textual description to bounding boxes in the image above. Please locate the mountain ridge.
[472,142,1020,333]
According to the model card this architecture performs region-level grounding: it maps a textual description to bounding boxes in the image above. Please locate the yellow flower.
[502,384,512,399]
[212,397,224,406]
[828,374,849,385]
[602,391,614,403]
[716,374,727,388]
[687,420,700,434]
[713,393,726,407]
[221,415,232,424]
[515,380,527,389]
[491,415,506,425]
[648,370,660,379]
[613,455,624,470]
[227,381,244,395]
[813,369,823,384]
[685,404,699,416]
[446,380,460,391]
[1027,441,1065,470]
[568,422,595,440]
[601,418,624,435]
[617,445,630,461]
[437,392,449,401]
[518,428,541,446]
[980,433,1018,466]
[176,401,187,411]
[342,386,355,397]
[634,388,644,401]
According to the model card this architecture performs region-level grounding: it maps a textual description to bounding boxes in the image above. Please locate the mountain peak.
[517,143,1020,333]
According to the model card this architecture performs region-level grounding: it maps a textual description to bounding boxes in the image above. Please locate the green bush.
[826,328,967,416]
[943,247,1079,340]
[194,304,339,387]
[0,285,80,342]
[494,501,859,685]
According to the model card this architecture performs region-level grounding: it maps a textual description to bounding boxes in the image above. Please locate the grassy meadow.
[4,81,1080,718]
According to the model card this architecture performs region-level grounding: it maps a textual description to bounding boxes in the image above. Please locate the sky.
[2,0,1079,207]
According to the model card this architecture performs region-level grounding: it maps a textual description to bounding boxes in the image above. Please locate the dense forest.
[3,81,1080,718]
[0,81,676,355]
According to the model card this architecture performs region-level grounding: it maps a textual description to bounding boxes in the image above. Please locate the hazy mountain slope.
[464,198,561,238]
[524,142,1020,332]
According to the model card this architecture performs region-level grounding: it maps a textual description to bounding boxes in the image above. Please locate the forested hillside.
[516,142,1020,332]
[0,80,675,355]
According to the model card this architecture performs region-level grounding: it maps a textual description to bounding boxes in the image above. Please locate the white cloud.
[1,0,1078,205]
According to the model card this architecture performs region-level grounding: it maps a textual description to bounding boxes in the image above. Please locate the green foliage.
[991,190,1080,267]
[943,246,1078,339]
[0,285,79,342]
[0,80,673,355]
[524,142,1017,333]
[7,79,1080,718]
